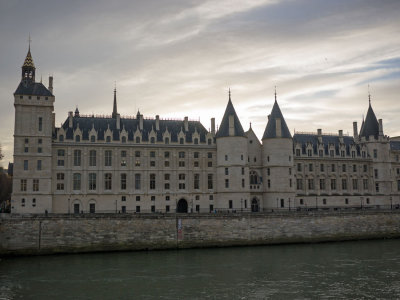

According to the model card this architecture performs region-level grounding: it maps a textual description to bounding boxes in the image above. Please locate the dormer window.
[136,137,140,143]
[122,136,126,143]
[75,135,80,142]
[106,136,111,143]
[59,135,64,142]
[180,138,184,144]
[208,139,212,145]
[150,137,155,144]
[90,135,95,142]
[165,137,169,144]
[194,138,198,144]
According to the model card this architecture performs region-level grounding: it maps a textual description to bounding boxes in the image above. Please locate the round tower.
[215,91,249,211]
[262,92,294,210]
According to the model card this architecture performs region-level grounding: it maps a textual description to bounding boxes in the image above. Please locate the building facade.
[11,48,400,214]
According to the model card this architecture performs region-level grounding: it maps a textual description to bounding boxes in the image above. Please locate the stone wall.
[1,211,400,256]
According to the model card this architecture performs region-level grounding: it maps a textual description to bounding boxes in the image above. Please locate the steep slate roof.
[359,103,379,139]
[215,97,245,138]
[58,116,210,143]
[390,141,400,151]
[14,81,53,96]
[22,49,35,68]
[262,100,291,139]
[293,133,362,156]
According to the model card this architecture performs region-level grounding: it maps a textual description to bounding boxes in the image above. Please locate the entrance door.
[251,198,259,212]
[74,203,80,214]
[177,199,188,213]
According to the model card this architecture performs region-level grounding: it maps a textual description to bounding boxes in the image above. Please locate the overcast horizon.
[1,0,400,167]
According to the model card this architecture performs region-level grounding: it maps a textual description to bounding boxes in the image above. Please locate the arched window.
[250,171,259,185]
[122,136,126,143]
[136,136,140,143]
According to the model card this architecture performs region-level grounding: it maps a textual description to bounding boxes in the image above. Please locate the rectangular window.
[194,174,200,189]
[373,149,377,158]
[38,117,42,131]
[20,179,27,191]
[296,149,300,156]
[320,179,325,190]
[225,179,229,188]
[242,178,245,188]
[375,183,379,193]
[331,179,336,190]
[150,151,155,158]
[353,165,357,172]
[342,179,347,190]
[164,151,170,158]
[242,167,244,175]
[195,205,200,212]
[56,173,64,180]
[104,173,112,190]
[24,147,28,153]
[308,178,314,190]
[397,180,400,191]
[136,196,140,201]
[208,152,212,159]
[136,206,140,213]
[307,149,312,157]
[320,164,324,172]
[166,196,170,201]
[194,152,199,159]
[56,183,64,190]
[73,150,81,166]
[225,168,229,175]
[352,178,358,190]
[135,151,141,157]
[342,164,346,172]
[150,174,156,189]
[330,150,334,157]
[165,160,170,167]
[179,151,185,158]
[331,164,335,172]
[297,163,302,172]
[37,160,42,170]
[179,183,185,189]
[208,161,212,167]
[37,147,42,153]
[178,173,185,180]
[105,150,112,166]
[121,173,127,190]
[374,169,378,179]
[89,150,96,166]
[179,161,185,167]
[296,179,303,190]
[135,174,141,190]
[24,160,28,170]
[166,205,170,212]
[88,173,96,190]
[193,161,199,167]
[363,179,368,190]
[309,164,313,171]
[319,150,323,157]
[229,200,233,209]
[165,183,170,189]
[57,159,64,167]
[73,173,81,190]
[225,155,228,161]
[208,174,213,189]
[150,161,156,167]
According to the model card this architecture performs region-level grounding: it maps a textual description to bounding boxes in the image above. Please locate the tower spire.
[274,85,277,102]
[368,84,371,106]
[112,83,118,118]
[228,87,231,101]
[21,40,36,84]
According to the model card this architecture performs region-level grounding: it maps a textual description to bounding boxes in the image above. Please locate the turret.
[261,89,294,210]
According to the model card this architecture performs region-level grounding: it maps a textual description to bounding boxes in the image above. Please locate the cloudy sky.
[1,0,399,166]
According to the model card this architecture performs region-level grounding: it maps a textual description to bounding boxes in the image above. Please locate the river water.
[1,239,400,299]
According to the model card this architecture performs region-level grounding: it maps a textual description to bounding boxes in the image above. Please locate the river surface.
[1,239,400,299]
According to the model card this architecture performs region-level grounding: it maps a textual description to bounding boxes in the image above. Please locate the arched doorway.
[177,199,188,213]
[251,198,259,212]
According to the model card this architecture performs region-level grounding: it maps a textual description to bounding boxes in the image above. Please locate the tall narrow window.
[135,174,141,190]
[105,150,112,166]
[89,150,96,166]
[121,173,127,190]
[73,150,81,166]
[150,174,156,189]
[208,174,213,189]
[37,160,42,170]
[88,173,96,190]
[73,173,81,190]
[38,117,42,131]
[20,179,27,191]
[194,174,200,189]
[104,173,112,190]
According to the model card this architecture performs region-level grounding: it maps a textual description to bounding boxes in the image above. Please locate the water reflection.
[1,239,400,299]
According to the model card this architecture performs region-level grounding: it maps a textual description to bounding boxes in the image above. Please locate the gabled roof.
[262,100,291,139]
[14,81,53,96]
[215,97,245,138]
[359,103,379,139]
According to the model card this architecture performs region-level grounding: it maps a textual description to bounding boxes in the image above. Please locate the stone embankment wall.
[1,211,400,256]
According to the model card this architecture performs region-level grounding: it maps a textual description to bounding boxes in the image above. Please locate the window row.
[296,178,370,191]
[296,163,369,173]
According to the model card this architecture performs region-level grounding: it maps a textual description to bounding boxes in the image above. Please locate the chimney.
[48,76,53,94]
[379,119,383,136]
[275,118,281,137]
[156,115,160,131]
[139,114,143,131]
[339,130,343,137]
[68,111,73,128]
[184,116,188,132]
[317,129,322,136]
[353,122,358,139]
[211,118,215,135]
[116,114,120,130]
[228,115,234,136]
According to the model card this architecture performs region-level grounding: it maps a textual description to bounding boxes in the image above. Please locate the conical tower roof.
[215,91,245,138]
[359,102,379,138]
[262,99,291,139]
[22,48,35,68]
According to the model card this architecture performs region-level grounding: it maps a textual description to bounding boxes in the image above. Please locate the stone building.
[11,47,400,214]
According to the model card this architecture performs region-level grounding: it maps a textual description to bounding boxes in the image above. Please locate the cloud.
[0,0,400,166]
